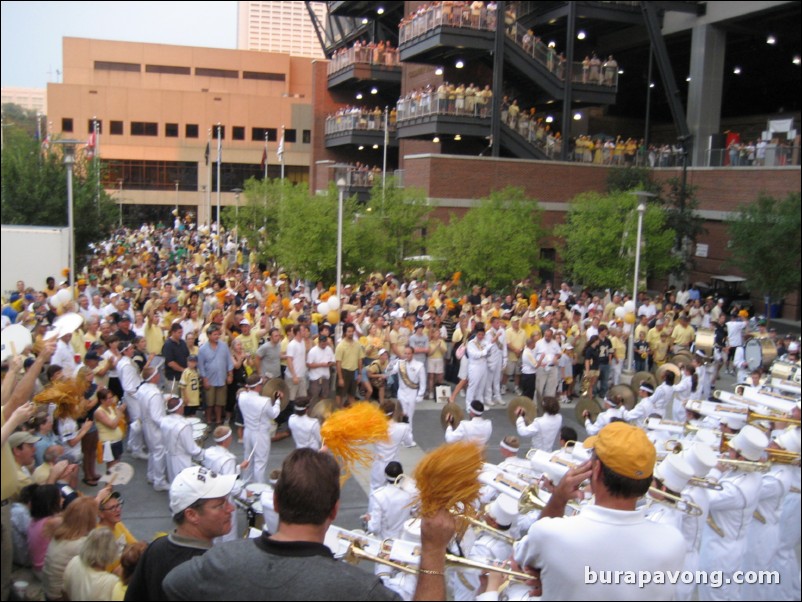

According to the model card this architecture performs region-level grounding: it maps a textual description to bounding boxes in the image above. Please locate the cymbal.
[507,396,536,426]
[670,350,693,367]
[440,402,464,430]
[310,398,334,422]
[575,397,603,423]
[608,384,636,410]
[656,362,681,384]
[262,378,290,412]
[630,371,657,397]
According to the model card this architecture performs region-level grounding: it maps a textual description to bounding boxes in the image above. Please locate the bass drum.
[692,329,715,359]
[745,338,777,371]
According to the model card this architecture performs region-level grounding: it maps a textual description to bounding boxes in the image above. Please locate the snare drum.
[693,329,715,358]
[191,423,207,444]
[745,338,777,371]
[245,483,270,531]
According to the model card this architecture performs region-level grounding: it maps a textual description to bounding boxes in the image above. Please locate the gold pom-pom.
[321,402,389,482]
[452,271,461,284]
[33,378,89,420]
[413,441,483,517]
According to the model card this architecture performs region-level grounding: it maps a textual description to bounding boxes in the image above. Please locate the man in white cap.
[238,374,282,484]
[484,316,506,407]
[365,461,416,541]
[287,398,321,451]
[370,400,413,490]
[160,397,204,483]
[385,345,425,436]
[698,424,769,601]
[138,366,170,491]
[445,400,492,447]
[124,466,236,601]
[465,324,490,411]
[514,422,685,600]
[751,427,801,601]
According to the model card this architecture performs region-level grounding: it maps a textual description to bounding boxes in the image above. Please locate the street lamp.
[117,179,124,228]
[335,173,348,342]
[54,139,80,296]
[231,187,243,245]
[626,192,655,372]
[174,180,180,227]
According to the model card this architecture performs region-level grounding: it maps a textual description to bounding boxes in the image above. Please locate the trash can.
[769,302,783,319]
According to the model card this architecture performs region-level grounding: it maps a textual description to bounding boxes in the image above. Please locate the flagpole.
[263,132,268,227]
[264,132,269,180]
[206,129,212,232]
[216,123,222,257]
[94,117,100,208]
[279,125,285,182]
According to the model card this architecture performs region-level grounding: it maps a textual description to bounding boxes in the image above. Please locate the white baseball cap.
[169,466,237,514]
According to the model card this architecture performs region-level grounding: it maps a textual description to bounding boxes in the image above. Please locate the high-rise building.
[1,87,47,113]
[237,1,326,58]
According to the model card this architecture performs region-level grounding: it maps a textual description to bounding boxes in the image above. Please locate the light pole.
[231,187,242,246]
[626,193,653,372]
[335,174,347,342]
[55,139,80,296]
[174,180,180,227]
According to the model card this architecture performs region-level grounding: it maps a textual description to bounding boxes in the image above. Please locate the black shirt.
[162,337,190,380]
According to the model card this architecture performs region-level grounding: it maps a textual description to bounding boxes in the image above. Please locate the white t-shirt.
[514,504,685,600]
[285,338,308,378]
[306,345,335,380]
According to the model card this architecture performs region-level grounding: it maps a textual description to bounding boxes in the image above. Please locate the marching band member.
[644,453,695,532]
[384,345,425,436]
[675,443,717,601]
[117,341,145,459]
[238,374,282,484]
[692,350,715,401]
[583,393,626,436]
[365,461,417,541]
[515,396,562,452]
[465,324,490,410]
[202,425,250,543]
[623,382,656,425]
[445,400,492,447]
[650,371,676,418]
[160,396,204,483]
[138,366,170,491]
[671,364,697,423]
[370,400,413,490]
[698,424,769,601]
[484,316,507,407]
[287,398,321,451]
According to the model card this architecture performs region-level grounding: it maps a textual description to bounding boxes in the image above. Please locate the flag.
[204,142,210,166]
[85,132,96,158]
[260,147,267,170]
[277,130,284,162]
[41,133,51,152]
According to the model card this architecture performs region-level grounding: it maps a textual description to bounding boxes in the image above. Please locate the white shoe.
[494,399,505,407]
[459,390,466,398]
[405,441,417,448]
[131,452,149,461]
[514,387,522,396]
[501,386,508,395]
[153,483,170,492]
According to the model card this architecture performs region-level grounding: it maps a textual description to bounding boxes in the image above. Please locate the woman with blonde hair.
[63,528,120,601]
[42,497,100,601]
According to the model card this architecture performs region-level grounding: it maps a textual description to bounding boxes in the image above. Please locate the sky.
[1,1,237,89]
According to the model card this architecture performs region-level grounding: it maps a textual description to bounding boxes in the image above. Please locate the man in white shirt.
[514,422,685,600]
[445,400,492,447]
[366,461,416,540]
[583,393,625,436]
[484,316,507,406]
[116,340,145,459]
[385,346,425,435]
[306,335,335,404]
[370,400,414,489]
[534,329,562,405]
[284,324,309,402]
[160,397,204,483]
[52,331,79,378]
[138,366,170,491]
[465,325,490,411]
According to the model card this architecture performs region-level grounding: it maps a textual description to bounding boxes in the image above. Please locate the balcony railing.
[396,90,491,122]
[705,145,800,168]
[399,3,496,46]
[327,45,401,76]
[325,110,397,135]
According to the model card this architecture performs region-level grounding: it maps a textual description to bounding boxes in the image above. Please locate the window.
[284,129,297,143]
[101,159,198,191]
[232,126,245,141]
[165,123,179,138]
[185,124,199,139]
[94,61,140,73]
[88,120,102,134]
[145,64,191,75]
[110,121,123,135]
[242,71,285,82]
[62,118,73,133]
[131,122,158,136]
[195,67,238,78]
[211,125,226,140]
[302,129,311,144]
[252,127,277,142]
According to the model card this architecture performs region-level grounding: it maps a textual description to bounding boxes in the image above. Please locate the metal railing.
[396,90,491,121]
[399,3,497,46]
[327,45,401,76]
[325,110,397,135]
[705,145,800,168]
[506,22,619,90]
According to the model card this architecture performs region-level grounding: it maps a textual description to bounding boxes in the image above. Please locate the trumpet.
[647,487,703,517]
[746,410,801,428]
[518,482,582,515]
[453,509,517,544]
[716,458,771,473]
[345,540,533,583]
[765,448,801,466]
[688,476,723,491]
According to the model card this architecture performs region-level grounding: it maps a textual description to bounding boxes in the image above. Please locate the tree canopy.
[727,192,801,302]
[557,190,679,291]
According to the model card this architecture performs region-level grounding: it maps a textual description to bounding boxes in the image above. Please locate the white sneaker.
[501,386,508,395]
[131,452,149,461]
[514,387,522,396]
[405,440,417,448]
[153,483,170,492]
[494,399,505,407]
[459,390,466,398]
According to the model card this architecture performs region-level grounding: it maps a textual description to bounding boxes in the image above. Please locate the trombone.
[647,487,703,517]
[746,410,801,428]
[453,509,517,544]
[765,448,801,466]
[345,540,534,583]
[716,458,771,473]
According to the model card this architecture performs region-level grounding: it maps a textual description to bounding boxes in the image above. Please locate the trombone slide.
[647,487,703,517]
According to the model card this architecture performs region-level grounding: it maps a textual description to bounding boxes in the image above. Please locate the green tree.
[656,177,706,282]
[352,178,431,274]
[1,127,117,258]
[221,177,282,266]
[727,192,801,310]
[2,103,41,138]
[557,191,679,291]
[606,166,659,195]
[428,187,544,290]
